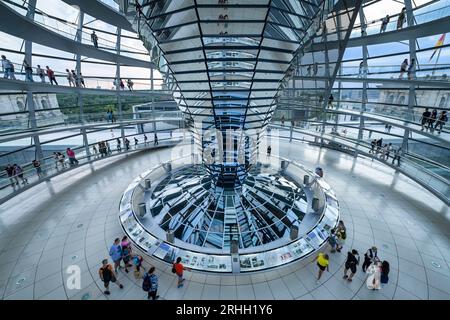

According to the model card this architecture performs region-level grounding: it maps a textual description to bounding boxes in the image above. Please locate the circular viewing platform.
[119,155,340,273]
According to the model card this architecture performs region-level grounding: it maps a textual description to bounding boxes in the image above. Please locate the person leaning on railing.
[4,164,18,187]
[1,55,16,80]
[434,111,447,134]
[23,59,34,82]
[32,159,44,179]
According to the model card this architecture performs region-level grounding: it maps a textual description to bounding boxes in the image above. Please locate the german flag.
[429,33,446,61]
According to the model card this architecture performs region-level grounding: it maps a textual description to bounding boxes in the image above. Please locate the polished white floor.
[0,141,449,300]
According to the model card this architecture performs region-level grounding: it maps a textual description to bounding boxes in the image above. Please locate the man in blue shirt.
[109,238,123,273]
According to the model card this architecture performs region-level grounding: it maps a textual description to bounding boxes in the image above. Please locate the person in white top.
[366,260,382,290]
[66,69,75,87]
[36,65,46,83]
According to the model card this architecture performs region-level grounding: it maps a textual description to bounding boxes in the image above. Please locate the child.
[133,254,144,278]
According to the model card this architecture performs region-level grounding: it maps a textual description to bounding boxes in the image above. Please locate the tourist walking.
[397,7,406,30]
[343,249,360,282]
[99,259,123,295]
[380,15,389,33]
[79,72,86,87]
[120,79,125,90]
[328,94,334,108]
[121,236,131,251]
[116,138,122,151]
[380,144,389,161]
[92,144,98,157]
[66,148,79,166]
[23,59,34,82]
[36,65,46,83]
[109,238,123,273]
[366,260,382,290]
[53,152,60,169]
[435,111,447,134]
[32,159,44,178]
[369,139,376,154]
[5,165,18,187]
[13,164,28,185]
[46,66,58,85]
[154,133,159,146]
[385,143,392,160]
[335,220,346,252]
[428,109,438,132]
[315,252,329,282]
[1,55,16,79]
[127,79,134,91]
[407,58,415,80]
[142,267,159,300]
[106,109,112,123]
[121,243,133,273]
[66,69,75,87]
[267,145,272,157]
[362,246,378,272]
[392,147,401,166]
[172,257,188,288]
[134,137,139,149]
[328,228,337,253]
[144,134,148,146]
[71,70,79,87]
[57,152,66,169]
[358,60,366,78]
[281,115,285,127]
[313,62,319,76]
[420,108,431,131]
[133,254,144,277]
[124,138,130,151]
[106,140,112,154]
[399,59,408,79]
[375,138,383,154]
[91,31,99,48]
[98,142,105,157]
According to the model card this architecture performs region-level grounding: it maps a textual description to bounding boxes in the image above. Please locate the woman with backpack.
[99,259,124,295]
[142,267,159,300]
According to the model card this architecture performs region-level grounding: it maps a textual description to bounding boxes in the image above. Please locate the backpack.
[142,273,151,292]
[171,263,176,274]
[338,229,346,240]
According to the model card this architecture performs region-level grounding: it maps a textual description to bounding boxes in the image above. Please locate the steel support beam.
[357,5,368,141]
[24,0,43,161]
[115,27,125,143]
